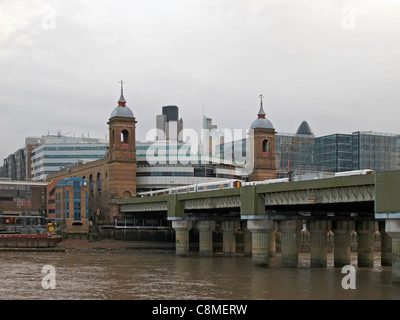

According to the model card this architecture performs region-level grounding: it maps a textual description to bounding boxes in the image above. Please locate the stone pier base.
[197,220,215,257]
[308,220,329,268]
[385,219,400,283]
[243,228,252,257]
[221,221,238,257]
[172,220,192,256]
[356,221,376,268]
[279,220,301,268]
[332,220,354,268]
[247,220,275,266]
[379,221,392,266]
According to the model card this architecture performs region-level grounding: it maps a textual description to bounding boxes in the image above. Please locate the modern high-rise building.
[275,121,316,175]
[162,105,178,122]
[314,131,400,173]
[3,148,26,181]
[203,116,217,131]
[29,135,108,181]
[1,135,109,182]
[352,131,400,172]
[156,105,183,142]
[201,115,226,160]
[315,133,353,173]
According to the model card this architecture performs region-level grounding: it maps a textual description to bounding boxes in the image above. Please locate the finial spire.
[257,94,266,119]
[118,80,126,107]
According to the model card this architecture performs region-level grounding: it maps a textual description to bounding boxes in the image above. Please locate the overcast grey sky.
[1,0,399,161]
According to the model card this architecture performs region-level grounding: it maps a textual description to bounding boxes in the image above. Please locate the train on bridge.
[136,169,374,197]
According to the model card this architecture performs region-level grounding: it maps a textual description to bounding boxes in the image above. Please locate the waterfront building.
[0,180,48,227]
[46,179,59,221]
[54,177,89,235]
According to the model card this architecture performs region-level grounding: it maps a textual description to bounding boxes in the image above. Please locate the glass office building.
[315,134,353,173]
[352,131,400,172]
[314,131,400,173]
[275,132,316,172]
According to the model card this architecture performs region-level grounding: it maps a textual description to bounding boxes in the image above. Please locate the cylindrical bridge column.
[379,221,392,266]
[308,220,329,268]
[221,221,238,257]
[278,220,301,268]
[172,220,193,256]
[243,228,252,257]
[385,219,400,283]
[247,219,275,266]
[356,221,377,268]
[332,220,354,267]
[197,220,216,257]
[269,223,278,257]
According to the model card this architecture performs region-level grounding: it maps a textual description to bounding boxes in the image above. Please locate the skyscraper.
[162,105,178,122]
[156,105,183,142]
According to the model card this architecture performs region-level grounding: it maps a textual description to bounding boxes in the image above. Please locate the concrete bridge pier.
[385,219,400,283]
[332,220,354,267]
[172,220,193,256]
[269,223,278,257]
[197,220,216,257]
[242,220,252,257]
[356,221,377,267]
[221,221,238,257]
[247,219,275,266]
[379,221,392,266]
[308,220,329,268]
[279,220,301,268]
[243,228,252,257]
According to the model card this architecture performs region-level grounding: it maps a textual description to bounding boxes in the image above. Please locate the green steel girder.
[116,171,400,219]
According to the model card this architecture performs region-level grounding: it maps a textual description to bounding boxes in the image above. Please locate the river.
[0,250,398,300]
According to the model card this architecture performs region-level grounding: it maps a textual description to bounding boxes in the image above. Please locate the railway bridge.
[116,170,400,282]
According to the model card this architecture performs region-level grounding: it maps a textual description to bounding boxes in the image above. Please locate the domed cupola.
[296,121,314,135]
[110,81,134,119]
[250,94,274,130]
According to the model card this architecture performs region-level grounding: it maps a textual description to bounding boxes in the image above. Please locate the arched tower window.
[121,130,129,143]
[121,130,129,149]
[262,139,270,156]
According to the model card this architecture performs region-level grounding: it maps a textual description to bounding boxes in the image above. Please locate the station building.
[46,85,137,224]
[46,85,248,225]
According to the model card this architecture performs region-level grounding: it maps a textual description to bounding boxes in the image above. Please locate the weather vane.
[119,80,125,90]
[259,94,263,105]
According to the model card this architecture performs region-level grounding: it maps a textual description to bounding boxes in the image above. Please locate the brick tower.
[248,95,276,181]
[107,81,137,198]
